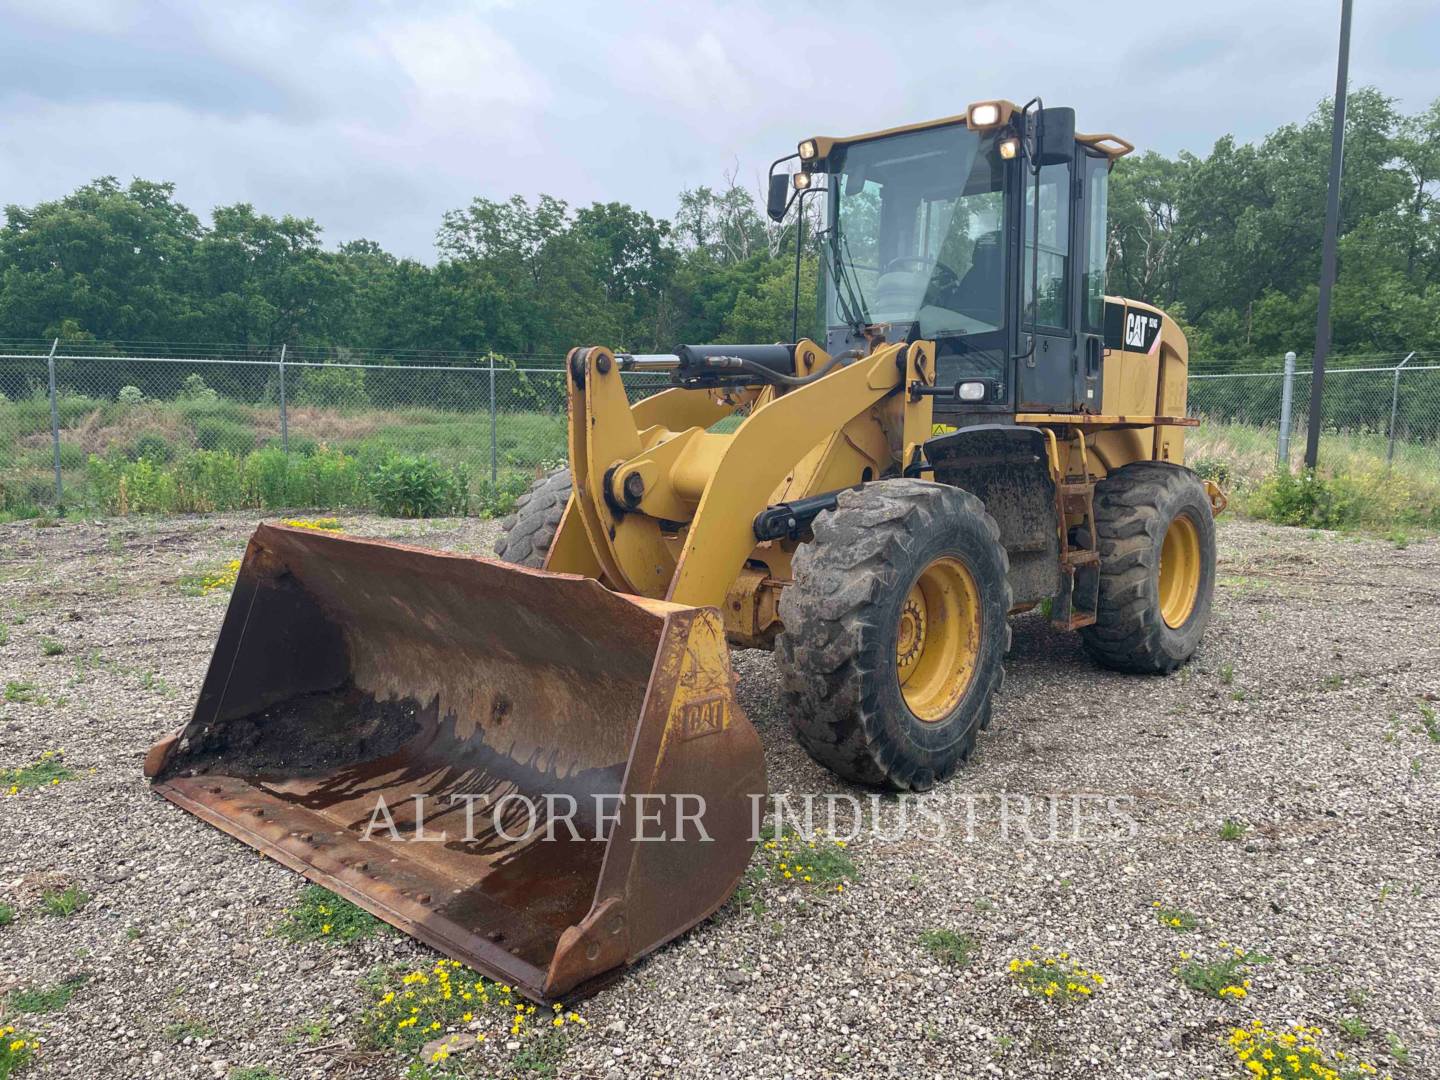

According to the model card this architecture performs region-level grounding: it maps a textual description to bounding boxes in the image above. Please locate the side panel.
[1099,297,1189,466]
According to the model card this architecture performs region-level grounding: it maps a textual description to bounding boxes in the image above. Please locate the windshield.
[824,124,1007,340]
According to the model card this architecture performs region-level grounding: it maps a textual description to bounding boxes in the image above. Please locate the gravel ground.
[0,512,1436,1079]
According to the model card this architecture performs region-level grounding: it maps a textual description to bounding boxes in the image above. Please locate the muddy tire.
[775,479,1011,791]
[1081,462,1216,674]
[493,468,571,568]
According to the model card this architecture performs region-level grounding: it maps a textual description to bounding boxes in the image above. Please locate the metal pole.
[791,190,807,342]
[1386,351,1415,464]
[45,338,62,504]
[278,343,289,454]
[488,354,498,487]
[1278,350,1297,466]
[1304,0,1353,470]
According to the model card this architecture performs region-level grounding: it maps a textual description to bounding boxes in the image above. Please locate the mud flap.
[146,524,766,1001]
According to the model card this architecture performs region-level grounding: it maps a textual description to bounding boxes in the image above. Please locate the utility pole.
[1304,0,1353,469]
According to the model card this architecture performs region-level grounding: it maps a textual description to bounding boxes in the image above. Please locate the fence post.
[488,354,498,487]
[278,343,289,454]
[1277,350,1296,466]
[46,338,62,504]
[1386,351,1415,465]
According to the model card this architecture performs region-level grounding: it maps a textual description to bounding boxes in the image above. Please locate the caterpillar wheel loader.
[147,99,1224,1002]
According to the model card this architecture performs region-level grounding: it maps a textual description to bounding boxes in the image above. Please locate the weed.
[1385,1032,1410,1065]
[1337,1016,1370,1041]
[165,1019,215,1043]
[8,975,88,1013]
[359,958,584,1067]
[368,454,468,518]
[38,637,64,656]
[754,828,856,893]
[1386,528,1410,549]
[508,1030,567,1077]
[1175,942,1268,999]
[1219,662,1235,685]
[1006,948,1104,1004]
[1219,818,1247,841]
[0,1024,39,1076]
[919,929,978,968]
[1227,1023,1384,1080]
[229,1069,279,1080]
[2,681,41,704]
[1152,902,1199,931]
[0,623,8,647]
[0,903,13,926]
[275,885,385,944]
[281,517,342,531]
[39,887,89,918]
[1323,673,1344,690]
[138,671,173,695]
[3,750,75,791]
[179,559,241,596]
[1418,702,1439,743]
[284,1017,333,1047]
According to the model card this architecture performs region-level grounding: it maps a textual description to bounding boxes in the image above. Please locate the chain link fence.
[1,339,1435,515]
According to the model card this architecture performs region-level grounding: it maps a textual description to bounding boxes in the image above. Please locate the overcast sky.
[1,0,1436,261]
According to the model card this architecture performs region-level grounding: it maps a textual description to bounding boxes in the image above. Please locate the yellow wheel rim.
[896,556,982,722]
[1158,512,1202,629]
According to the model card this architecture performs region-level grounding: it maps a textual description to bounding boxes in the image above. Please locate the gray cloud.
[0,0,1434,261]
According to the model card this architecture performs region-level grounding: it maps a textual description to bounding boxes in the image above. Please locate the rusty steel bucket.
[146,524,765,1001]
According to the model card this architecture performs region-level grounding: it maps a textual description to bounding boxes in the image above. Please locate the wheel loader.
[147,99,1224,1002]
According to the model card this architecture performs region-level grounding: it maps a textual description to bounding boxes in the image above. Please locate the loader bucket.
[146,524,765,1002]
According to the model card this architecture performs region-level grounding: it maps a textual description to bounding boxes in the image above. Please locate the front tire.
[775,479,1011,791]
[493,467,571,567]
[1081,462,1216,674]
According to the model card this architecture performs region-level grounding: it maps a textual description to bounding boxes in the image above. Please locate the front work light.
[999,137,1019,159]
[798,139,818,161]
[793,171,812,190]
[967,102,1001,129]
[958,381,987,402]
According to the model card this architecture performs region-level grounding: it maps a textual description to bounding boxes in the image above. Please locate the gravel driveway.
[0,513,1436,1079]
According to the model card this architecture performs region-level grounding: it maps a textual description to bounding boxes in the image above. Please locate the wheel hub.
[895,556,982,722]
[1158,512,1202,629]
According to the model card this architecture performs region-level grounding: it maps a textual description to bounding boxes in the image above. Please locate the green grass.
[39,637,64,656]
[1337,1015,1371,1041]
[228,1068,280,1080]
[2,750,74,789]
[39,886,89,917]
[0,903,13,926]
[1219,818,1247,841]
[1189,420,1440,533]
[2,681,40,704]
[8,975,88,1013]
[275,885,385,944]
[919,929,978,967]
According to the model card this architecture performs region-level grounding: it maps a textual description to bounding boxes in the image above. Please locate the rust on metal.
[148,524,765,1002]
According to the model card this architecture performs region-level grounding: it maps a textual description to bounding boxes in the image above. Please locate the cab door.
[1017,159,1080,411]
[1076,149,1110,412]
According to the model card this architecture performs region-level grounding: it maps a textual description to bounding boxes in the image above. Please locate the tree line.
[0,88,1435,372]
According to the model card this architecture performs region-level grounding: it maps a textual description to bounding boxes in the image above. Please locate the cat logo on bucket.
[678,694,729,741]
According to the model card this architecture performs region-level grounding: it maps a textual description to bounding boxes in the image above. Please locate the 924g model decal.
[1103,301,1162,354]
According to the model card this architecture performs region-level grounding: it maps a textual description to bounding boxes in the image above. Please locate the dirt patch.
[161,684,425,781]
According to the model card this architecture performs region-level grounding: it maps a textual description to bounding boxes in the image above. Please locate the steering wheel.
[881,257,964,308]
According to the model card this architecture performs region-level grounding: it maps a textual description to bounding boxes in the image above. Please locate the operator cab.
[771,101,1132,419]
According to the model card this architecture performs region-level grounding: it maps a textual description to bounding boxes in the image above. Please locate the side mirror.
[766,173,790,222]
[1034,107,1075,167]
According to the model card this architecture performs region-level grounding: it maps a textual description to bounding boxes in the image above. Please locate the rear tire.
[493,468,571,568]
[775,479,1011,791]
[1081,462,1216,674]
